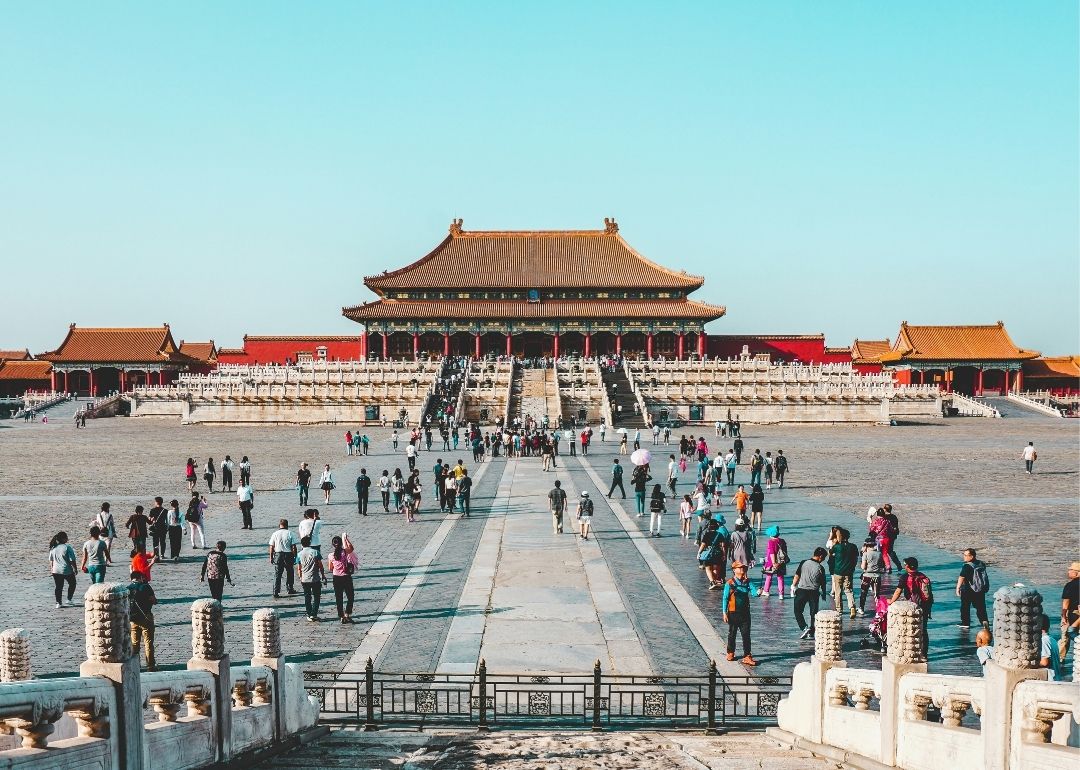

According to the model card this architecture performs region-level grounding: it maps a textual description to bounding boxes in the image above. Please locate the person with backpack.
[881,504,901,572]
[774,450,788,489]
[956,548,990,630]
[858,537,884,617]
[92,502,117,553]
[890,557,934,658]
[124,505,150,555]
[548,480,568,535]
[48,532,78,608]
[632,464,652,517]
[576,491,595,540]
[200,541,233,600]
[698,514,730,590]
[758,526,789,598]
[722,561,757,666]
[328,535,359,624]
[748,450,764,487]
[648,484,666,537]
[828,527,859,618]
[185,493,206,549]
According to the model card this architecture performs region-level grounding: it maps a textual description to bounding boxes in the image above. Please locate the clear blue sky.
[2,2,1077,354]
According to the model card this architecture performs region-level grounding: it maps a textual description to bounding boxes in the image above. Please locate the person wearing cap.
[1061,562,1080,660]
[722,561,757,666]
[729,517,756,569]
[576,491,594,540]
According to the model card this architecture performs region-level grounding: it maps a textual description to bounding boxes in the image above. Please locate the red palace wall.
[216,337,362,366]
[705,335,828,364]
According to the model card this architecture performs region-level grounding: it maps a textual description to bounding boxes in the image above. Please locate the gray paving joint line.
[572,455,751,679]
[341,458,496,672]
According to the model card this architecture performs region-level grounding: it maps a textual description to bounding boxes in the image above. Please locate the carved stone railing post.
[983,586,1046,770]
[0,629,32,682]
[250,608,286,741]
[187,599,230,763]
[799,609,846,743]
[80,583,144,770]
[879,601,928,766]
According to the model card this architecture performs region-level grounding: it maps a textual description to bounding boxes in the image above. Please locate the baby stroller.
[859,597,890,655]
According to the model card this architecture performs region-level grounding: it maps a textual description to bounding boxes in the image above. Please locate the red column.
[977,368,984,396]
[412,333,420,359]
[505,334,512,357]
[474,333,481,359]
[646,333,654,359]
[945,368,952,393]
[88,369,95,397]
[361,332,369,359]
[615,334,622,356]
[553,334,560,359]
[443,333,450,357]
[64,371,69,392]
[584,333,591,358]
[119,370,126,392]
[677,333,685,360]
[697,333,706,357]
[1014,369,1022,393]
[50,369,57,391]
[382,334,389,360]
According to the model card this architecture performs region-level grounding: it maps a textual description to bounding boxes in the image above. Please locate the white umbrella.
[616,427,628,434]
[631,449,652,466]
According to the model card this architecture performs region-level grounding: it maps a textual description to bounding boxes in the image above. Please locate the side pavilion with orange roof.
[39,324,198,396]
[879,322,1039,396]
[343,218,725,360]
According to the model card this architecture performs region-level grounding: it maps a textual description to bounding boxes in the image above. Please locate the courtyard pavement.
[0,414,1073,681]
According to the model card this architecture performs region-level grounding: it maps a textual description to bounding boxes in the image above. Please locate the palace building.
[343,218,725,360]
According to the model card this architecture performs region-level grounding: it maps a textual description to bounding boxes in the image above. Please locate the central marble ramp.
[436,458,650,675]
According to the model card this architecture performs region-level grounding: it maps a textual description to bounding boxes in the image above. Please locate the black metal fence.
[304,659,790,732]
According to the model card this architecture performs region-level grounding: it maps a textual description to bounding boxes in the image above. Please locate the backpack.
[612,464,623,479]
[907,573,934,608]
[751,455,763,470]
[774,538,789,567]
[581,499,594,515]
[775,455,788,472]
[968,561,990,594]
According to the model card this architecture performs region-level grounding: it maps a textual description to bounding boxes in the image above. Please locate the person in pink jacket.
[327,534,359,624]
[758,526,789,598]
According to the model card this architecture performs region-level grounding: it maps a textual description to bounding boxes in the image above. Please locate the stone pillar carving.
[880,600,928,766]
[251,609,286,741]
[982,586,1047,770]
[5,697,65,749]
[187,598,231,763]
[813,611,843,662]
[0,629,32,682]
[80,583,144,770]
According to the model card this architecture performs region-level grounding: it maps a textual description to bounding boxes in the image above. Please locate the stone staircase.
[518,368,550,425]
[601,365,647,428]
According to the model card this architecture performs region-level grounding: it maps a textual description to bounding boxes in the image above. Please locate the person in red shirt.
[131,548,157,582]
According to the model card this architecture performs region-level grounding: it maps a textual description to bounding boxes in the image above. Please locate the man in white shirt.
[406,443,417,471]
[652,424,660,445]
[297,509,322,556]
[236,483,255,529]
[667,454,678,497]
[268,519,299,598]
[1022,442,1037,474]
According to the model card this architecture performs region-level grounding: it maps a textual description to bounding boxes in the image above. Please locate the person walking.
[328,535,359,624]
[237,480,255,529]
[48,532,78,608]
[345,430,354,456]
[607,459,626,499]
[185,457,197,492]
[1022,441,1037,474]
[203,458,216,493]
[269,519,299,598]
[127,570,157,670]
[956,548,991,630]
[166,499,184,560]
[749,450,764,487]
[889,557,934,658]
[390,469,404,511]
[444,472,458,514]
[748,483,765,533]
[405,443,417,471]
[730,485,749,524]
[296,463,311,506]
[221,456,234,491]
[667,454,678,498]
[80,526,112,584]
[1061,562,1080,661]
[774,450,788,489]
[763,452,774,490]
[185,493,206,549]
[733,437,744,465]
[576,491,594,540]
[565,427,576,456]
[355,468,371,516]
[648,484,665,537]
[297,536,327,622]
[725,450,737,486]
[125,505,150,555]
[722,561,757,665]
[881,505,901,572]
[298,509,323,557]
[457,471,472,517]
[130,546,157,582]
[92,502,117,553]
[697,515,729,590]
[239,456,252,486]
[319,465,334,505]
[378,470,391,512]
[828,527,858,618]
[148,497,167,560]
[652,424,660,445]
[632,463,651,517]
[679,494,694,539]
[728,518,756,568]
[200,541,233,600]
[758,526,789,598]
[792,548,829,639]
[548,480,567,535]
[858,537,884,616]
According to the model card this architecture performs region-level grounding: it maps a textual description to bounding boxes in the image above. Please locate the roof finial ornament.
[449,218,464,236]
[603,217,619,234]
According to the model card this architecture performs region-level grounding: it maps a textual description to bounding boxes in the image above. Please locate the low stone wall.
[0,592,318,770]
[642,398,941,424]
[179,399,424,425]
[772,588,1079,770]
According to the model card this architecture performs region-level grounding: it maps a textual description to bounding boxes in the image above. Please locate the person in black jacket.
[355,469,371,516]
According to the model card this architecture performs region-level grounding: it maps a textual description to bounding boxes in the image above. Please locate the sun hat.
[766,525,780,537]
[712,513,727,524]
[581,491,589,497]
[731,560,747,570]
